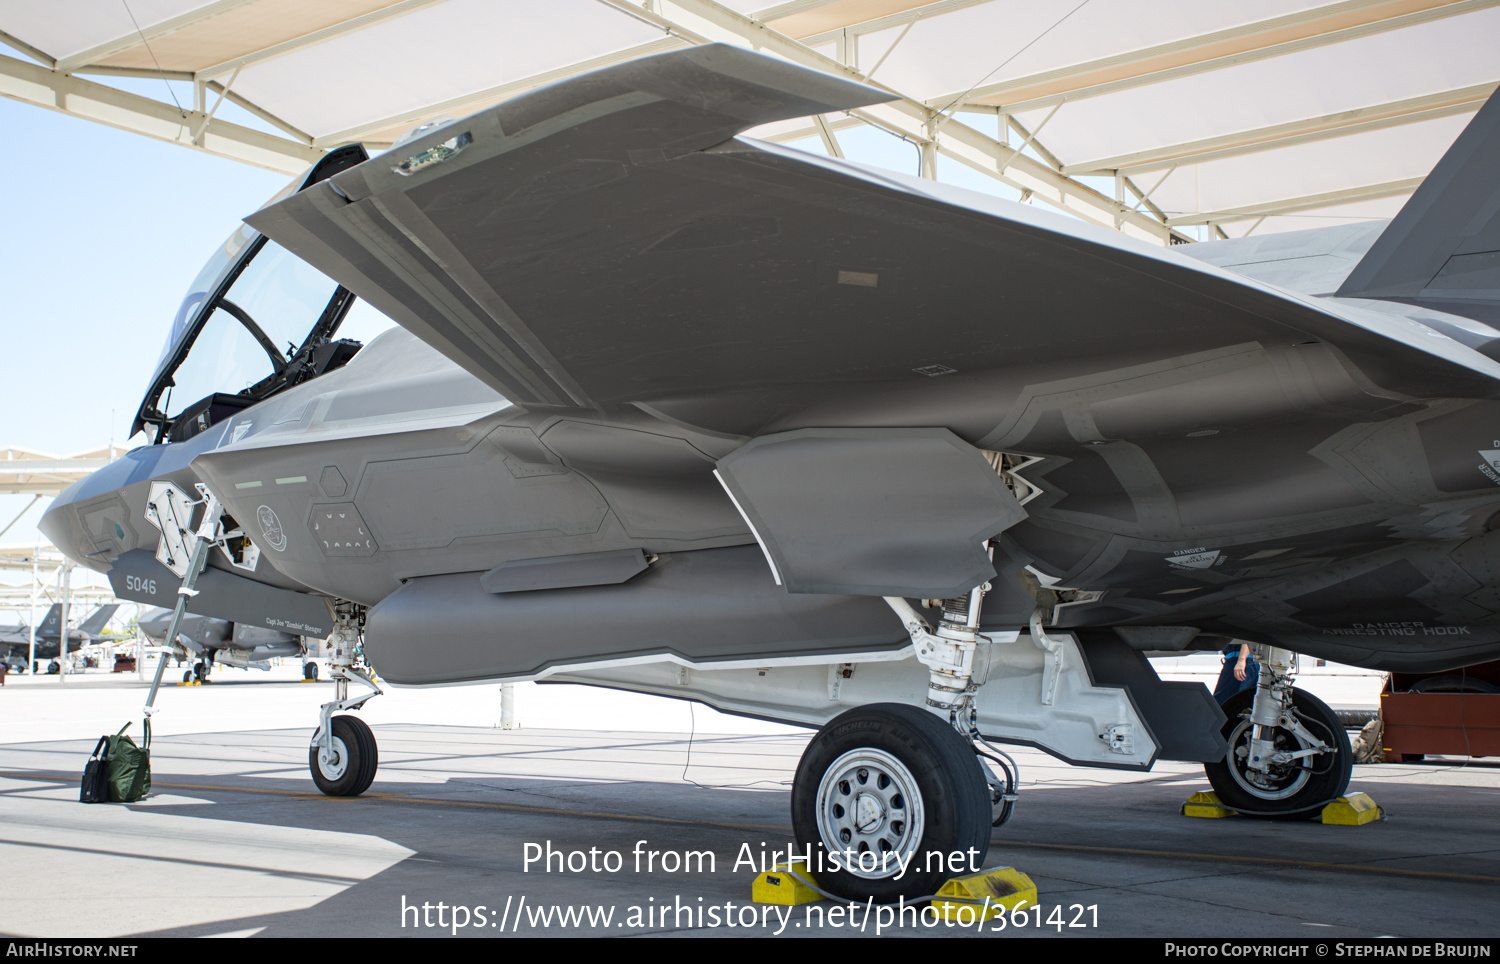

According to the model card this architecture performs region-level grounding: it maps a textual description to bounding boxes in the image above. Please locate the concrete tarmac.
[0,674,1495,939]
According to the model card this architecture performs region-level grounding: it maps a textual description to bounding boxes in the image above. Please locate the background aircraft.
[0,603,119,669]
[136,607,313,683]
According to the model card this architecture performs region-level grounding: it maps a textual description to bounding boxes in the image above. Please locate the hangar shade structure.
[0,0,1496,245]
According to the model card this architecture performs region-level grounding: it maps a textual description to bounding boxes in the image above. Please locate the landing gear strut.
[790,577,1011,902]
[1204,646,1352,816]
[309,603,381,797]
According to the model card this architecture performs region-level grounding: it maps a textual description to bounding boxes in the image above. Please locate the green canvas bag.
[107,721,151,803]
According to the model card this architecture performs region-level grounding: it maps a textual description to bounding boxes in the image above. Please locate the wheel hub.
[317,736,348,780]
[815,748,925,879]
[853,792,885,832]
[1228,719,1310,799]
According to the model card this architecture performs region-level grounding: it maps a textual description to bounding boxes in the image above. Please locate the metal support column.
[57,562,70,682]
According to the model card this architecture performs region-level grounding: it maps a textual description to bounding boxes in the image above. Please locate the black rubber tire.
[792,703,990,903]
[303,662,319,681]
[182,671,192,684]
[1204,686,1352,819]
[309,715,378,797]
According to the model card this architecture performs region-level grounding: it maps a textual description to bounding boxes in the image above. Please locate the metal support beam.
[0,28,55,67]
[927,0,1499,114]
[1065,82,1499,175]
[55,0,262,73]
[56,562,69,682]
[194,0,459,80]
[0,496,40,540]
[205,79,312,144]
[1165,176,1423,226]
[813,113,844,157]
[0,53,321,174]
[313,37,683,146]
[795,0,999,45]
[624,0,1178,242]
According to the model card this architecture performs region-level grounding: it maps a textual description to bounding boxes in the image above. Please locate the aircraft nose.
[39,443,194,573]
[38,484,98,569]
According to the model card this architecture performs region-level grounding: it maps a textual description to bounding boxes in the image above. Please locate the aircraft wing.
[250,43,1500,431]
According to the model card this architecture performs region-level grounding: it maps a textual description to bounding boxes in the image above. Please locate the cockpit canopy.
[133,145,369,443]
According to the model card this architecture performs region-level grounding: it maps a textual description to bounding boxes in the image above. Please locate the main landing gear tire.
[303,662,319,681]
[1204,686,1352,819]
[310,715,378,797]
[182,671,193,684]
[792,703,990,903]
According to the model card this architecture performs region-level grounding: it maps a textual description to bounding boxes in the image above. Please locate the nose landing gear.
[1204,646,1352,817]
[310,714,378,796]
[309,604,381,797]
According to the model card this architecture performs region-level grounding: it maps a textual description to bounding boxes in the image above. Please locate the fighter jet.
[0,603,119,668]
[136,606,314,683]
[39,45,1500,901]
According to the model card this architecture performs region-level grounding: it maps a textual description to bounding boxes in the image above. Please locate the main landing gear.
[791,579,1019,902]
[309,603,382,797]
[793,702,991,902]
[1204,646,1352,817]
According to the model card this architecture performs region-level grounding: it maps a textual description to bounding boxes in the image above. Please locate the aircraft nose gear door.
[309,603,382,796]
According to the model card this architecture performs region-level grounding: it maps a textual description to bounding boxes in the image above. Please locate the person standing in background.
[1213,642,1259,703]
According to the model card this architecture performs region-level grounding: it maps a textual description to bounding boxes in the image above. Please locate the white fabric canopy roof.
[1,0,1495,242]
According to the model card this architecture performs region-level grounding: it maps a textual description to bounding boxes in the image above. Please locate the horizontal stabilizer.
[76,604,119,637]
[1338,87,1500,325]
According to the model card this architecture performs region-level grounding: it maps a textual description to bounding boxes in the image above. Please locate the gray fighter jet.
[0,603,120,667]
[39,45,1500,901]
[136,606,312,683]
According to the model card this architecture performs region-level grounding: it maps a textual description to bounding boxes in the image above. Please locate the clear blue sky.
[0,94,289,559]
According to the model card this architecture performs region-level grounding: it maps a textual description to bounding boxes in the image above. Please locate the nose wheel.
[308,606,382,797]
[310,714,378,796]
[1205,686,1351,817]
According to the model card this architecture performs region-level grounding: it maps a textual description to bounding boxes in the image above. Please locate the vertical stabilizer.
[77,604,120,637]
[1337,87,1500,324]
[35,604,62,639]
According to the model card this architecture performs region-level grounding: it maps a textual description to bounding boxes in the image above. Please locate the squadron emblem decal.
[257,505,287,551]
